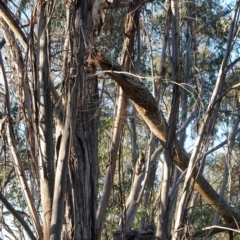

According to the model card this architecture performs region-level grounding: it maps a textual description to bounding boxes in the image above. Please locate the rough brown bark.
[49,0,99,238]
[58,1,99,239]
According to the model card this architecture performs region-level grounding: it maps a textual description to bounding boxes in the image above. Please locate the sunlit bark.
[96,1,141,237]
[92,51,239,222]
[174,2,240,238]
[119,147,162,231]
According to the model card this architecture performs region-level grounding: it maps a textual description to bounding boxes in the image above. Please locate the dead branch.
[90,51,240,222]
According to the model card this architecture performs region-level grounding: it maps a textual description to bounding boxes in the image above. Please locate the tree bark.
[96,87,128,238]
[50,0,99,238]
[174,2,240,237]
[96,1,140,237]
[156,0,180,238]
[91,51,240,222]
[37,2,54,238]
[118,148,162,231]
[65,1,99,239]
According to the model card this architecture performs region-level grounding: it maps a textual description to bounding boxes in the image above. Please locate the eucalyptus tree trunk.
[51,0,99,239]
[0,0,99,238]
[96,1,141,237]
[37,2,54,238]
[120,12,162,230]
[69,72,99,239]
[140,2,171,230]
[117,153,146,232]
[139,136,158,229]
[130,106,138,165]
[1,1,240,239]
[156,0,180,238]
[117,147,162,231]
[73,2,99,238]
[96,87,127,238]
[166,0,195,235]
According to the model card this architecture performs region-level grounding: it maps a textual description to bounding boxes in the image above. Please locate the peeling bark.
[91,52,239,222]
[61,1,99,239]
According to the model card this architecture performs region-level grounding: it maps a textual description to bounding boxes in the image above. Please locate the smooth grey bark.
[173,2,240,238]
[167,0,195,236]
[131,16,140,165]
[117,147,162,231]
[154,5,171,105]
[156,0,180,238]
[96,1,141,237]
[139,135,158,229]
[140,3,170,230]
[53,4,71,239]
[124,10,157,230]
[96,87,128,238]
[50,88,73,239]
[37,2,54,238]
[117,153,146,232]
